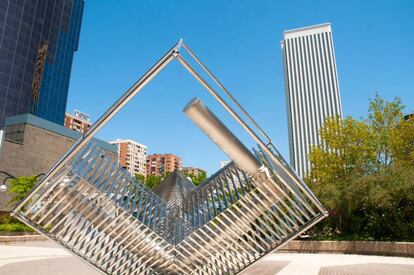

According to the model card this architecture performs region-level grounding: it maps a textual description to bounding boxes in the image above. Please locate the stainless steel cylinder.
[183,97,261,175]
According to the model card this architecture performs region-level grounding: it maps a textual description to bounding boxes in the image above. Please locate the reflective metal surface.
[13,40,327,274]
[184,97,261,175]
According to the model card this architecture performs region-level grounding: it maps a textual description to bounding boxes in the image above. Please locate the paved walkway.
[1,241,414,274]
[241,252,414,275]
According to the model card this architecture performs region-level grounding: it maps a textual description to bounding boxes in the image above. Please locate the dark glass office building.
[0,0,84,126]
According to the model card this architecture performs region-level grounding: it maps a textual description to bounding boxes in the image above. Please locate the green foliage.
[7,176,39,206]
[0,222,34,232]
[184,171,207,186]
[134,173,163,190]
[306,95,414,241]
[134,174,146,183]
[145,175,163,189]
[0,213,33,233]
[1,175,40,233]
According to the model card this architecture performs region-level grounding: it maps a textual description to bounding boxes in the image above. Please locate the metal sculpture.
[12,40,327,274]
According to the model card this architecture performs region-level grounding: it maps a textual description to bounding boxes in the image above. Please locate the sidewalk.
[241,252,414,275]
[1,241,414,274]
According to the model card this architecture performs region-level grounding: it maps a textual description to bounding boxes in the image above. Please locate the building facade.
[110,139,147,176]
[64,109,91,134]
[281,23,342,177]
[0,113,116,211]
[146,154,182,177]
[182,167,206,177]
[0,0,84,127]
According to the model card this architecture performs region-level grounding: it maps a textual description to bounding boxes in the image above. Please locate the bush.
[0,223,34,232]
[0,213,33,233]
[306,95,414,241]
[7,176,39,206]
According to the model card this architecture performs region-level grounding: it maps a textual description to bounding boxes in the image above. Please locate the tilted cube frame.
[12,40,327,274]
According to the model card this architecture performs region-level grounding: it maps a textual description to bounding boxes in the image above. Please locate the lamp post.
[0,171,16,193]
[0,172,45,193]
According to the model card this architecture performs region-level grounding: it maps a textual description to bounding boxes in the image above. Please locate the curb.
[1,236,413,258]
[0,234,47,243]
[278,240,414,258]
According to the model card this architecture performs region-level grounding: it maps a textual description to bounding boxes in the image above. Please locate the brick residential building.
[110,139,147,176]
[64,110,91,134]
[146,154,182,177]
[182,167,206,177]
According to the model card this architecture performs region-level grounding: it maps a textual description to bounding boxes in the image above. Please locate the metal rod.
[181,42,273,144]
[184,97,261,175]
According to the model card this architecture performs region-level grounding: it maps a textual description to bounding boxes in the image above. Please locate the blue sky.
[67,0,414,175]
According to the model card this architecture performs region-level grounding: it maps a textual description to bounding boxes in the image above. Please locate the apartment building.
[182,167,206,177]
[64,110,91,134]
[110,139,147,176]
[146,154,182,177]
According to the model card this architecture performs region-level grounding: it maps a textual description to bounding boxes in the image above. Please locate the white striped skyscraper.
[281,23,342,178]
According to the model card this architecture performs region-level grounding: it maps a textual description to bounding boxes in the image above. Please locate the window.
[4,124,25,143]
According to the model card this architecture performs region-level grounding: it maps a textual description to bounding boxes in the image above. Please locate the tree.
[145,175,163,189]
[390,116,414,166]
[306,95,414,240]
[184,171,207,186]
[134,174,145,183]
[368,95,407,169]
[7,176,39,206]
[134,173,162,189]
